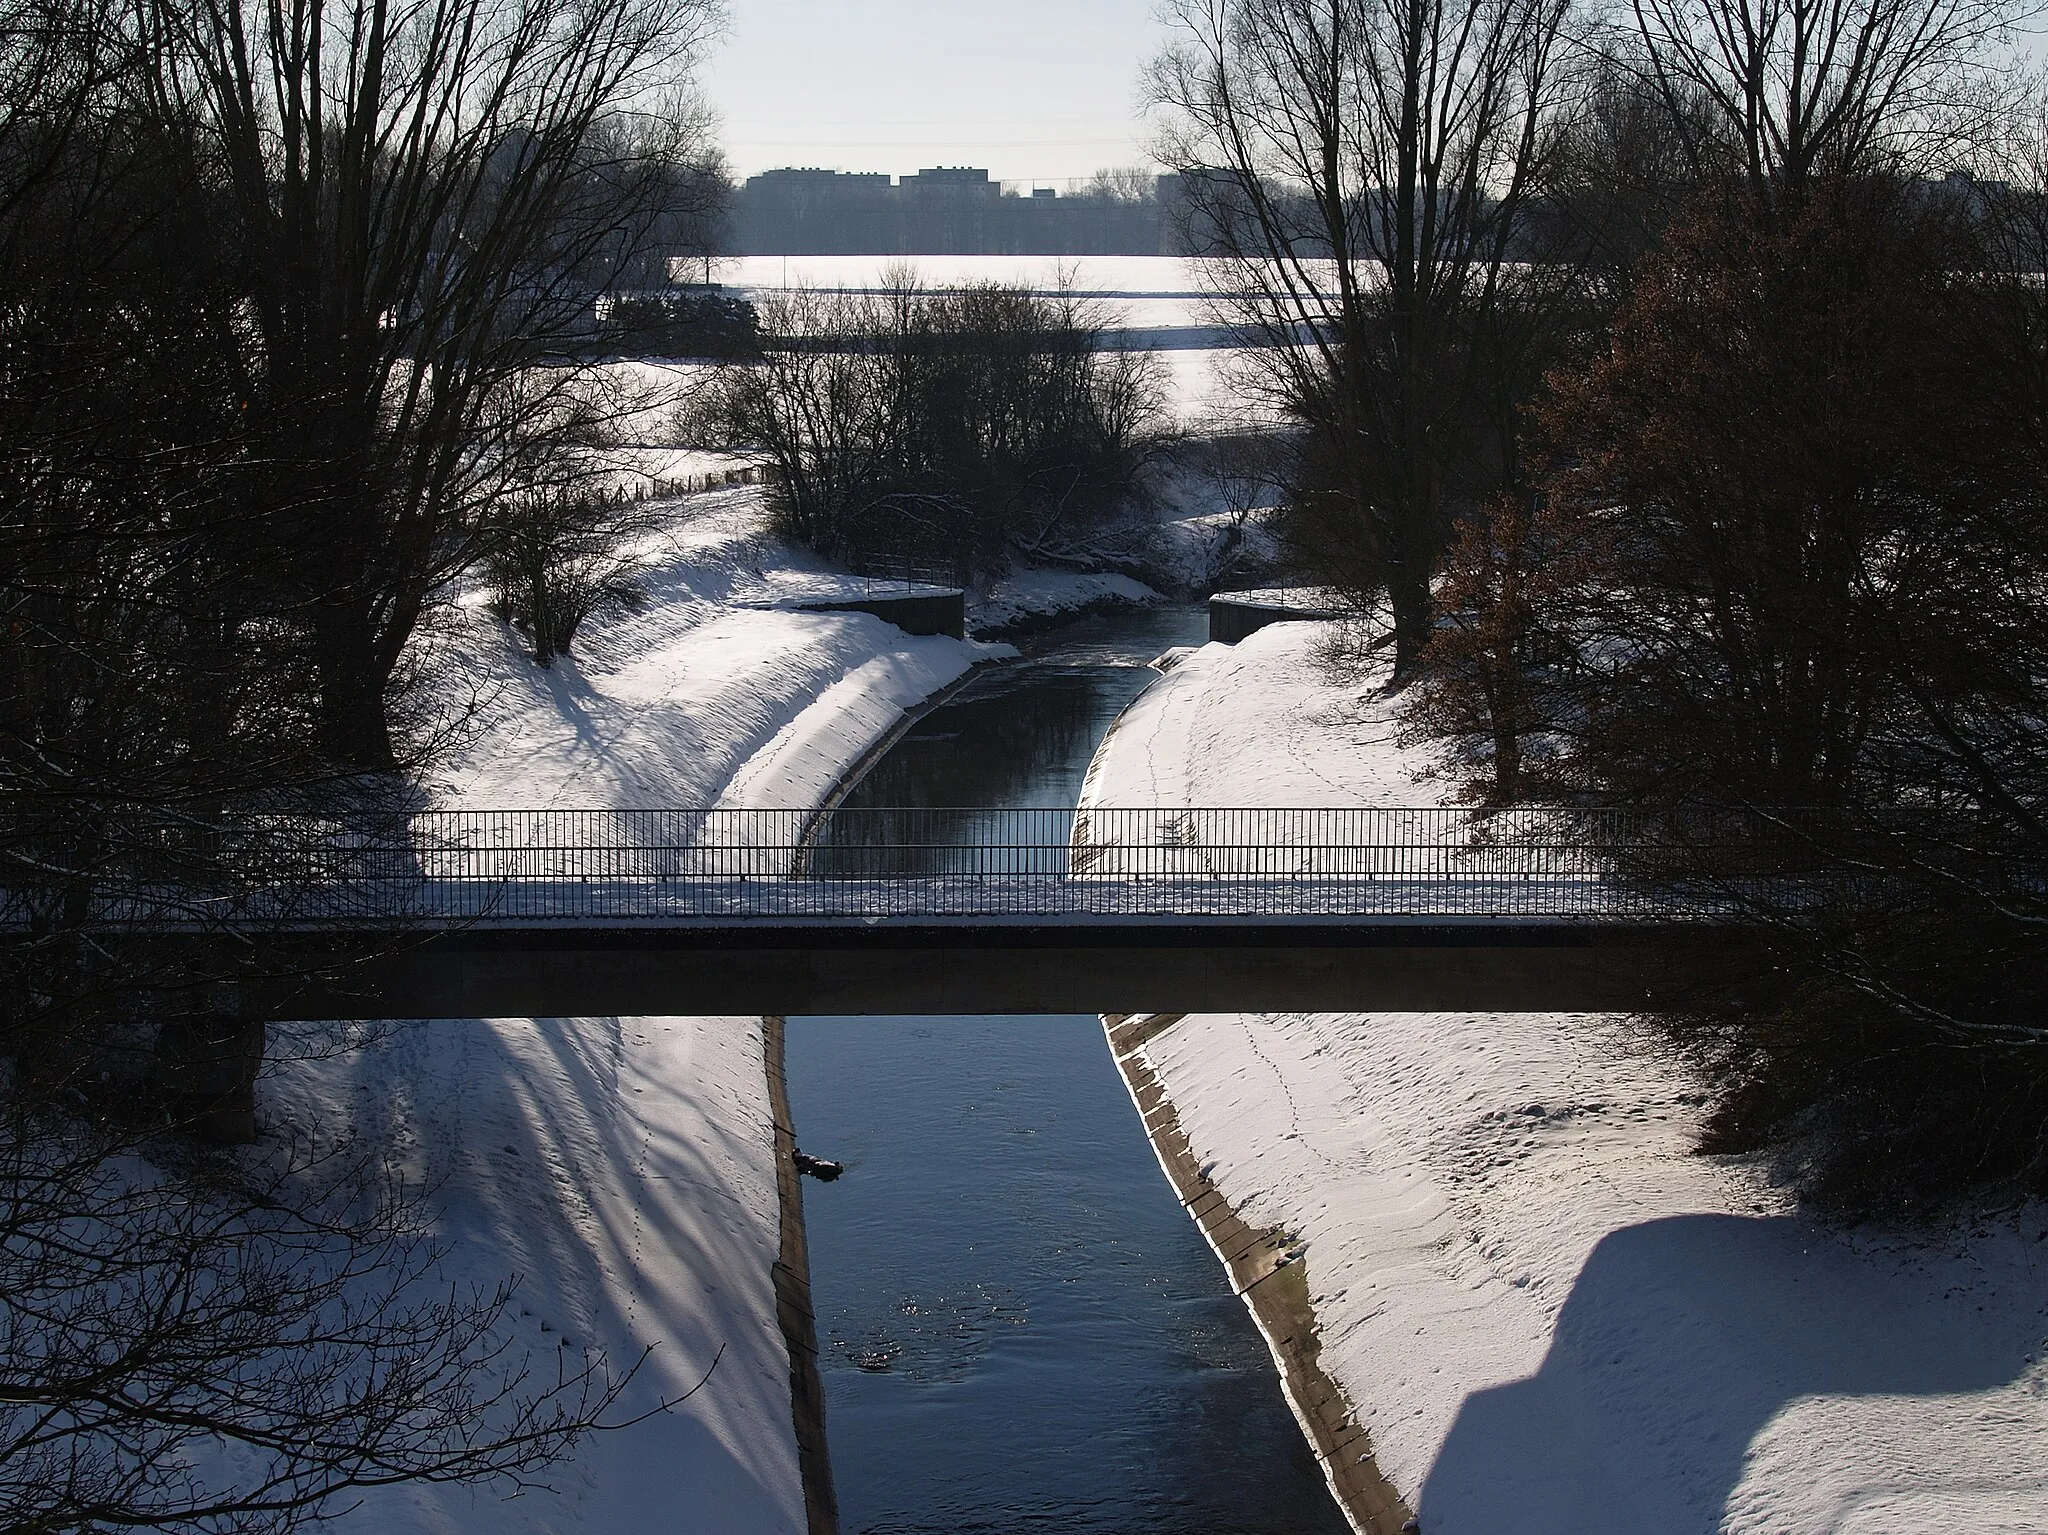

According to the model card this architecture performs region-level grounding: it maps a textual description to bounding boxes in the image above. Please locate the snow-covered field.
[721,252,1218,298]
[721,255,1261,427]
[1082,621,2048,1535]
[273,1013,803,1533]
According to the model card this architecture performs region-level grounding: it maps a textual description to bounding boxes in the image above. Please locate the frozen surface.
[1082,619,2048,1534]
[722,253,1224,297]
[723,257,1259,427]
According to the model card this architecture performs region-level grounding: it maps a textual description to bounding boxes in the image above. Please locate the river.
[785,605,1349,1534]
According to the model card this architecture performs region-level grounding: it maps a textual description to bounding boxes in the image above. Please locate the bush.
[600,289,760,359]
[485,490,653,667]
[696,274,1168,580]
[1673,908,2048,1216]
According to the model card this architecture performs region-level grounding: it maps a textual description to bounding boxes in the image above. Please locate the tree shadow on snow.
[1415,1213,2034,1535]
[332,1013,799,1531]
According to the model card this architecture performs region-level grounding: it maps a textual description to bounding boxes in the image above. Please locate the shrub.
[696,274,1168,580]
[485,490,652,666]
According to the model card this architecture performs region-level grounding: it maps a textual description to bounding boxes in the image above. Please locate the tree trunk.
[158,988,264,1145]
[1492,708,1523,803]
[315,601,398,771]
[320,670,397,772]
[1387,562,1436,682]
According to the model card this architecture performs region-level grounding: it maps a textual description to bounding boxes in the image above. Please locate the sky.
[705,0,1173,188]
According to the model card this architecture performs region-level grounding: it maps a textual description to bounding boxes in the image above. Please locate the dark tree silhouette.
[1147,0,1581,676]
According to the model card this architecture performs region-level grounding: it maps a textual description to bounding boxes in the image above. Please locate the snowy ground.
[424,486,1010,810]
[1081,620,2048,1535]
[280,488,1019,1533]
[720,253,1219,301]
[272,1014,803,1534]
[973,568,1162,632]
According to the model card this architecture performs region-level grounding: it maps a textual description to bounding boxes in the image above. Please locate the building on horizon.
[730,167,1172,256]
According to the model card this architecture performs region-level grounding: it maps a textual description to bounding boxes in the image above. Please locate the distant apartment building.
[731,167,1172,256]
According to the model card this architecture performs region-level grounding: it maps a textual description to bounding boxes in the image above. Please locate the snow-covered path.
[1082,620,2048,1535]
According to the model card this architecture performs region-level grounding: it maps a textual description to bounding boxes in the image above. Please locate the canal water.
[785,606,1349,1534]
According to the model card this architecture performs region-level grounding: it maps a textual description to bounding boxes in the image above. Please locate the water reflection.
[787,1013,1349,1535]
[830,605,1207,814]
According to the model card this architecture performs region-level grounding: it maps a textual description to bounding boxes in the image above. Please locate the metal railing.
[12,804,2020,929]
[128,806,1827,924]
[848,555,962,596]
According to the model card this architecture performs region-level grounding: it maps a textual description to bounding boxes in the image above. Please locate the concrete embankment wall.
[800,590,965,639]
[1102,1014,1413,1535]
[764,1016,839,1535]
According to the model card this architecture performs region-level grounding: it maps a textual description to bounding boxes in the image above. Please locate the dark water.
[836,605,1210,813]
[786,606,1349,1535]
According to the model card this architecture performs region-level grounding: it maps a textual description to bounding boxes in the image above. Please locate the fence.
[10,804,2020,929]
[847,555,962,596]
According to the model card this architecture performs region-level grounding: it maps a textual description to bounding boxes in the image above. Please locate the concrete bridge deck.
[258,916,1777,1019]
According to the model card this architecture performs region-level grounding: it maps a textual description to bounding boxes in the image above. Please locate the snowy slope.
[972,568,1161,633]
[436,605,987,810]
[427,487,1007,809]
[1082,620,2048,1535]
[1081,618,1418,808]
[271,1014,802,1534]
[275,488,1012,1533]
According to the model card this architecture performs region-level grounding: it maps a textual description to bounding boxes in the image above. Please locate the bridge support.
[157,986,264,1143]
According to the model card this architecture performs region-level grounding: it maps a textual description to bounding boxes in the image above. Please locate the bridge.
[26,807,1800,1017]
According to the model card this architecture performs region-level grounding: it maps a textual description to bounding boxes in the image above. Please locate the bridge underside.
[257,920,1779,1018]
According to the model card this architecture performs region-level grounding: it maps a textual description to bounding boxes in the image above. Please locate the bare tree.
[1625,0,2026,209]
[156,0,724,770]
[0,7,716,1522]
[1081,164,1161,201]
[487,488,656,666]
[699,274,1168,578]
[1148,0,1581,675]
[0,1104,677,1534]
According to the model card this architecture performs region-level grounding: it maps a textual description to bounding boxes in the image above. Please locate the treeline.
[0,0,721,1527]
[1153,0,2048,1209]
[697,274,1170,581]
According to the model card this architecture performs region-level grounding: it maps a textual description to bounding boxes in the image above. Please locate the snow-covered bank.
[1081,620,2048,1535]
[428,485,1010,809]
[971,568,1161,635]
[273,1015,802,1533]
[281,486,1013,1532]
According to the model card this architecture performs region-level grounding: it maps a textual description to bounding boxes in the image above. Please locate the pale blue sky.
[706,0,1171,186]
